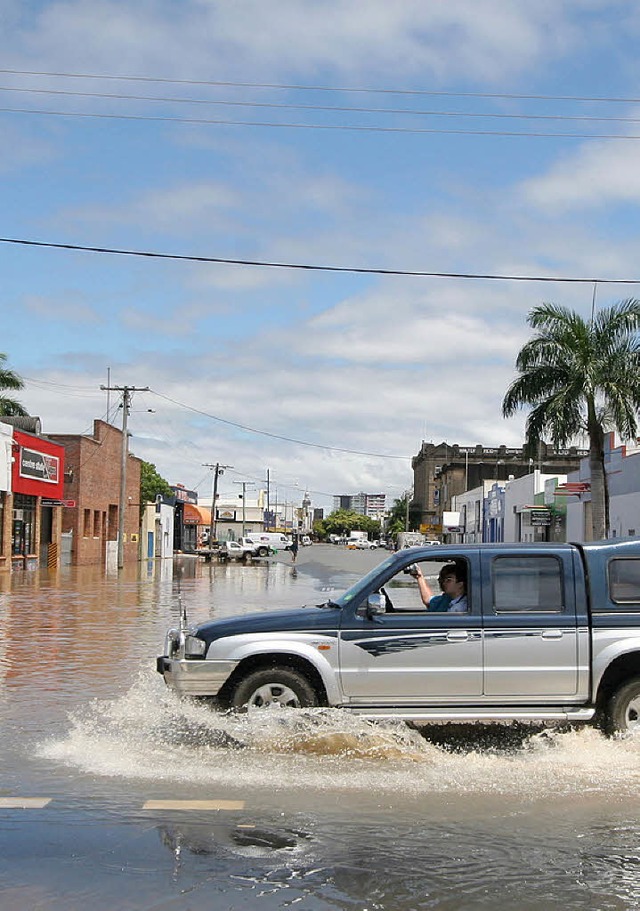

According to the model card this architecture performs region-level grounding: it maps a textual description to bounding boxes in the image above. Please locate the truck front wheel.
[229,667,318,710]
[604,677,640,736]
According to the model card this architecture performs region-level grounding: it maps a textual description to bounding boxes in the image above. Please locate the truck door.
[481,550,580,697]
[339,554,483,701]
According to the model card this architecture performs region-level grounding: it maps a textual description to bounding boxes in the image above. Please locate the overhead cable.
[2,236,640,285]
[2,104,640,139]
[2,67,640,105]
[150,389,409,460]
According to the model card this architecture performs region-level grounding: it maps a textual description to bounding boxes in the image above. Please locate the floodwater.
[2,546,640,910]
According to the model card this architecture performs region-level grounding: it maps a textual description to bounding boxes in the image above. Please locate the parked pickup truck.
[157,539,640,735]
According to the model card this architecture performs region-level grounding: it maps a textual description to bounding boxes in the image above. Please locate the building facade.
[332,492,386,517]
[412,441,588,538]
[565,433,640,542]
[50,420,142,567]
[0,418,65,573]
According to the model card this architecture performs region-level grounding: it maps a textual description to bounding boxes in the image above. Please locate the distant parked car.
[219,540,264,561]
[301,535,312,546]
[348,539,377,550]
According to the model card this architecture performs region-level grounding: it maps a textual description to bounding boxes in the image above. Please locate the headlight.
[184,635,207,658]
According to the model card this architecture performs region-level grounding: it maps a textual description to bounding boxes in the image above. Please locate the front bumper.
[156,656,239,698]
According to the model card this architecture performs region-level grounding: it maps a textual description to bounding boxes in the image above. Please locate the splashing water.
[36,669,640,800]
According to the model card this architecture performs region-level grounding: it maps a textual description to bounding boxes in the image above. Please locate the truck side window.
[609,559,640,603]
[492,556,564,613]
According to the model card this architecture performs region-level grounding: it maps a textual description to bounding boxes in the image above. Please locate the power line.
[3,104,640,139]
[150,389,409,460]
[3,236,640,285]
[2,68,640,105]
[4,84,640,126]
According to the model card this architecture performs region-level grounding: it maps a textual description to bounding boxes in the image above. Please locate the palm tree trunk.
[588,416,607,541]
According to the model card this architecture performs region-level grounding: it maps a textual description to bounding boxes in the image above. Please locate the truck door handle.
[541,630,563,639]
[447,631,469,641]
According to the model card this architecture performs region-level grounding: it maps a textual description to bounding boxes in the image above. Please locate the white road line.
[142,799,245,811]
[0,797,52,809]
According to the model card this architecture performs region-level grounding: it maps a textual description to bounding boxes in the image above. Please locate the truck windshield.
[336,554,398,606]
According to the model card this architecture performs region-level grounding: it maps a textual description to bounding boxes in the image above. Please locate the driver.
[413,562,468,612]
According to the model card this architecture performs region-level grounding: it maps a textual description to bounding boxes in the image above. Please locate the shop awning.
[183,504,212,525]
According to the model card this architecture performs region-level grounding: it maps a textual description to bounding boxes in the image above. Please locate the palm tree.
[0,352,27,417]
[502,300,640,541]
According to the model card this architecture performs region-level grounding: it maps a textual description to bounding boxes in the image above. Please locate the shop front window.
[12,494,36,556]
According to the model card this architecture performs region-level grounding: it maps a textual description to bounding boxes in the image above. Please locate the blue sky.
[2,1,640,514]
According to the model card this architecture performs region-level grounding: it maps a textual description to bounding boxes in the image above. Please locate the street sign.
[62,499,76,508]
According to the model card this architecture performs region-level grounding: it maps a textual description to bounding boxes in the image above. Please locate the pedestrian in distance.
[290,532,299,564]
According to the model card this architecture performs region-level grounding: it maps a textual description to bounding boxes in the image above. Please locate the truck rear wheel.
[257,546,269,557]
[604,677,640,736]
[229,667,318,710]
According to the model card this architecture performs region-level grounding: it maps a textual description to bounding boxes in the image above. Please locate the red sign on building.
[12,430,65,499]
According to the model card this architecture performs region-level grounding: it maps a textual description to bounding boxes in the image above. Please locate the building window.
[93,510,101,537]
[12,494,36,555]
[83,509,91,538]
[108,504,118,540]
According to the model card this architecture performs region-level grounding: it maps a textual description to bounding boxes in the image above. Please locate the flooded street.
[2,546,640,909]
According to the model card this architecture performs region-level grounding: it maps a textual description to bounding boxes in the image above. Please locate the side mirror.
[365,592,385,618]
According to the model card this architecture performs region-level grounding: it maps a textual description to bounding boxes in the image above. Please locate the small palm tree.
[0,352,27,417]
[502,300,640,540]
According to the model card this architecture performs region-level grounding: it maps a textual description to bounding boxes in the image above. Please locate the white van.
[243,533,292,555]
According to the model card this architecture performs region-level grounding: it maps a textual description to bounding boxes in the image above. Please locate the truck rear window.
[609,559,640,603]
[492,556,564,613]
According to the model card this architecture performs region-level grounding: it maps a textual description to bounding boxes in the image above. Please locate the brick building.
[50,420,142,567]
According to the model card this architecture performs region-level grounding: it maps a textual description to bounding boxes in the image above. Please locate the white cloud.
[3,1,598,84]
[521,135,640,213]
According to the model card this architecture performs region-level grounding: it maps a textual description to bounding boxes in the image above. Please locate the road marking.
[0,797,52,809]
[142,799,245,811]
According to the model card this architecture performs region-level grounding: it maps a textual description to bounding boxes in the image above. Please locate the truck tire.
[604,677,640,736]
[229,667,318,710]
[257,546,269,557]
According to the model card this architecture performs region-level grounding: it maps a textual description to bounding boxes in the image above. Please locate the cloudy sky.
[2,1,640,514]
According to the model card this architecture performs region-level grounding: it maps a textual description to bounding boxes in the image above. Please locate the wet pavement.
[2,545,640,909]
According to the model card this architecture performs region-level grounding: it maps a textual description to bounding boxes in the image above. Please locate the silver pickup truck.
[157,539,640,735]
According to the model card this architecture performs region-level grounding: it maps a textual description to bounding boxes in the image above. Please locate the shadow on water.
[412,720,567,753]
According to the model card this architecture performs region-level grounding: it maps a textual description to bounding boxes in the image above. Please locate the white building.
[452,481,496,543]
[503,471,566,543]
[565,433,640,541]
[140,499,175,559]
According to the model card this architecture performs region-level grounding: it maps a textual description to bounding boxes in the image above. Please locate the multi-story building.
[412,441,588,538]
[332,492,386,517]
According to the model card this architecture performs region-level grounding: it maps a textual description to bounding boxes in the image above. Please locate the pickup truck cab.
[157,539,640,735]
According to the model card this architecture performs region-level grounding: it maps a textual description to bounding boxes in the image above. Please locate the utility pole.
[233,481,255,535]
[203,463,232,545]
[265,468,270,531]
[100,383,149,569]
